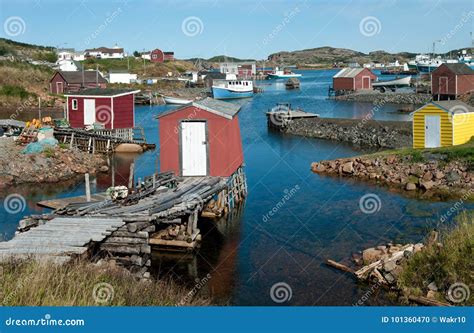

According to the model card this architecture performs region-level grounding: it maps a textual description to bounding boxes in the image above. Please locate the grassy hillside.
[0,38,56,62]
[82,57,196,77]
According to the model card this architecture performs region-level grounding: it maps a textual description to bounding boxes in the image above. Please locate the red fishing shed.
[157,98,244,177]
[65,88,140,129]
[431,63,474,100]
[333,67,377,91]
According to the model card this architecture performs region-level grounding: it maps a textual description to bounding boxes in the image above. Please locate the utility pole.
[143,48,146,76]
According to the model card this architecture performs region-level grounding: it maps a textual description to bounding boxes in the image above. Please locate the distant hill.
[267,46,418,67]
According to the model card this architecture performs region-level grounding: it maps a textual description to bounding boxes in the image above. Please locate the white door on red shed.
[84,99,96,126]
[181,121,207,176]
[425,115,441,148]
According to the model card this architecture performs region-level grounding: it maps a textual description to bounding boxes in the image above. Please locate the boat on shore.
[372,76,412,91]
[162,96,193,105]
[212,79,254,99]
[267,67,302,79]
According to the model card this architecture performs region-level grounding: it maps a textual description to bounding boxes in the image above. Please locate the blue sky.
[0,0,473,59]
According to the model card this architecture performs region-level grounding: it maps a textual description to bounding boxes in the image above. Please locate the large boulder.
[362,248,384,264]
[342,161,354,174]
[115,143,144,153]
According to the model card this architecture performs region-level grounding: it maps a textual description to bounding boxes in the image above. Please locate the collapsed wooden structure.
[2,170,247,278]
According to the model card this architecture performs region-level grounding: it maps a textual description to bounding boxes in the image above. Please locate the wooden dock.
[54,127,155,154]
[2,169,248,277]
[266,103,319,129]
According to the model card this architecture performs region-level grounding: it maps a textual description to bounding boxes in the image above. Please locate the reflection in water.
[150,203,245,304]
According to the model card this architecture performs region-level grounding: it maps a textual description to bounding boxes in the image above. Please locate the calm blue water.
[0,70,471,305]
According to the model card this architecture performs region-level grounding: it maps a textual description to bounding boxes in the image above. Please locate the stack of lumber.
[100,217,156,279]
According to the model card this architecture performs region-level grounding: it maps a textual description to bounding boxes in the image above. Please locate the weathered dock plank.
[0,217,124,262]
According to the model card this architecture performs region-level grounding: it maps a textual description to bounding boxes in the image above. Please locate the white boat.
[372,76,412,90]
[212,79,254,99]
[267,67,302,79]
[162,96,192,105]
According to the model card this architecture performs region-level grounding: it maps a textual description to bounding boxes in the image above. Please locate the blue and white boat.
[212,79,254,99]
[267,67,302,79]
[458,50,474,70]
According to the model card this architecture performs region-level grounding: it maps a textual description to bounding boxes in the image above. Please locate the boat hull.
[416,64,439,73]
[212,87,253,99]
[163,96,192,105]
[267,73,302,79]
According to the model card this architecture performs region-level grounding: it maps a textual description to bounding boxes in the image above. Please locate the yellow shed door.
[425,115,441,148]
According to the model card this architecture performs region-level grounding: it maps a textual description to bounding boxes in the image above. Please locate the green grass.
[0,84,33,99]
[1,260,210,306]
[374,137,474,166]
[397,212,473,305]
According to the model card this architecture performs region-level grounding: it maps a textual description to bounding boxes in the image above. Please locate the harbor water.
[0,70,471,305]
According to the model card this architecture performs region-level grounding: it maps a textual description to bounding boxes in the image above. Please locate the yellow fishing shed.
[412,101,474,149]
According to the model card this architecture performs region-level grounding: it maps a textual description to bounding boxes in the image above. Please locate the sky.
[0,0,473,60]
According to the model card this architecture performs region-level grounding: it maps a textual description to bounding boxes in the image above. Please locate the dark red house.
[431,63,474,100]
[157,98,244,177]
[50,71,107,94]
[65,89,140,129]
[333,68,376,92]
[163,52,175,61]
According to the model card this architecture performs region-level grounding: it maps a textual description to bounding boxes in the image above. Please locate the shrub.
[397,212,473,305]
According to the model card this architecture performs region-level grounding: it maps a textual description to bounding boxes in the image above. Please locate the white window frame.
[72,99,78,110]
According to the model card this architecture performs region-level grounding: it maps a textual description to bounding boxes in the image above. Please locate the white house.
[141,53,151,60]
[219,62,256,78]
[56,59,82,72]
[107,70,138,84]
[84,45,125,59]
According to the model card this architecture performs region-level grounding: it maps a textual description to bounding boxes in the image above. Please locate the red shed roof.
[334,67,373,78]
[65,88,140,98]
[51,70,107,84]
[157,98,241,120]
[436,63,474,75]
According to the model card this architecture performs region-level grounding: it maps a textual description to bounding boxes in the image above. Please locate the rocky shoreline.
[0,138,108,188]
[277,117,412,149]
[334,91,431,105]
[311,153,474,200]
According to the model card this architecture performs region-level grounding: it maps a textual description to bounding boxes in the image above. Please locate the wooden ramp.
[0,217,124,263]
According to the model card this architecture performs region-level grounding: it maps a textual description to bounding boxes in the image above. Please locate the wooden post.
[128,162,135,190]
[152,173,156,188]
[85,173,91,202]
[69,132,75,149]
[111,158,115,188]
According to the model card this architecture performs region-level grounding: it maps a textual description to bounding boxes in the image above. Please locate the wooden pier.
[266,103,320,130]
[2,169,247,278]
[54,127,155,154]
